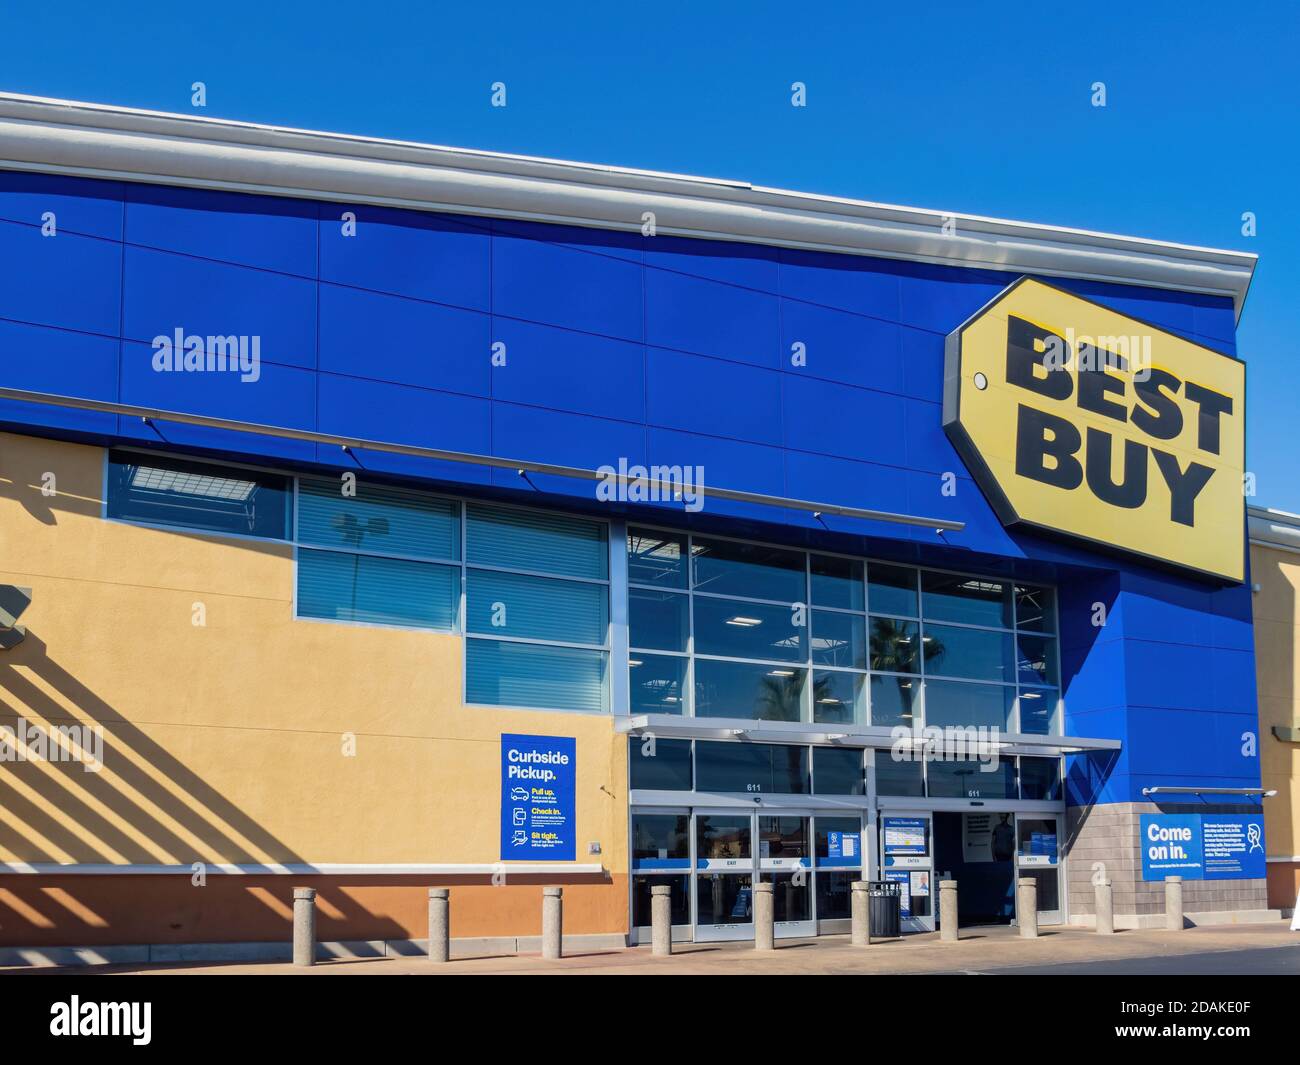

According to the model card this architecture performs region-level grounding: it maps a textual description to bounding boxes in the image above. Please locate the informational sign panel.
[1140,814,1266,882]
[943,277,1246,581]
[884,870,912,918]
[883,817,929,868]
[825,830,861,866]
[500,733,576,861]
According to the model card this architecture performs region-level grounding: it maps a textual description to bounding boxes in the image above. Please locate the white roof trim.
[0,92,1256,319]
[1249,506,1300,552]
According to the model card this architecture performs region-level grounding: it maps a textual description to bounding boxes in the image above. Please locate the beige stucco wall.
[0,430,627,874]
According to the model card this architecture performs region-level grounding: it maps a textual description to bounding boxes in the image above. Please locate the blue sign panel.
[500,734,575,861]
[824,830,861,867]
[884,870,912,917]
[1140,814,1265,882]
[882,817,927,855]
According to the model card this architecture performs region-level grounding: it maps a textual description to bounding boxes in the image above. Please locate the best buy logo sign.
[943,278,1245,581]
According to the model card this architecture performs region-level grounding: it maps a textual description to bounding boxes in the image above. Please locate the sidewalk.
[6,921,1296,976]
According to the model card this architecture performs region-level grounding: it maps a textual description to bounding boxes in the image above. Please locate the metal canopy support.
[0,386,965,533]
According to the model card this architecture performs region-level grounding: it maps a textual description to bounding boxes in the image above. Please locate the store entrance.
[934,810,1017,926]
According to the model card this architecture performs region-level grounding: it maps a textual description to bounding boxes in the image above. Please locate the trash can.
[867,880,902,939]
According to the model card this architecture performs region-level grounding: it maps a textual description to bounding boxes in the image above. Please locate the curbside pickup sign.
[500,734,576,861]
[943,278,1245,581]
[1139,813,1266,882]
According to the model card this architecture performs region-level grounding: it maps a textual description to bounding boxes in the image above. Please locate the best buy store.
[0,94,1276,962]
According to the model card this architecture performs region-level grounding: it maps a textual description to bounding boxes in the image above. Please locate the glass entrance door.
[694,811,755,941]
[758,814,814,938]
[1015,814,1063,925]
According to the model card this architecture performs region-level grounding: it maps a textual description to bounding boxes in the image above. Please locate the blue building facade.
[0,95,1269,936]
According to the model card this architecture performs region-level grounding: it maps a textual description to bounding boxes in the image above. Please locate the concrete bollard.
[850,881,871,946]
[292,887,316,967]
[428,888,450,962]
[1095,879,1114,935]
[542,887,564,959]
[939,880,959,941]
[1017,878,1039,939]
[753,881,775,951]
[1165,876,1184,931]
[650,884,673,956]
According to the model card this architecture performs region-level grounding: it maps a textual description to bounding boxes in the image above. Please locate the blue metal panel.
[644,234,778,290]
[0,170,123,239]
[0,218,121,335]
[318,204,490,311]
[122,246,317,369]
[777,246,901,320]
[783,374,906,463]
[488,318,645,423]
[318,282,489,397]
[778,298,906,394]
[125,184,317,277]
[645,267,780,367]
[647,347,782,445]
[491,228,643,342]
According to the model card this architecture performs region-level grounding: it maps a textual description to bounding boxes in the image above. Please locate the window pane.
[693,597,805,662]
[923,680,1014,731]
[695,742,809,794]
[632,814,690,866]
[1017,817,1059,860]
[694,660,806,722]
[922,623,1015,682]
[697,874,752,925]
[870,617,922,673]
[874,750,925,797]
[628,654,687,715]
[632,874,690,926]
[928,756,1017,799]
[771,873,811,922]
[816,870,857,918]
[811,555,864,610]
[629,737,692,790]
[1016,634,1059,686]
[868,563,918,617]
[813,747,864,795]
[465,638,608,712]
[1015,585,1056,633]
[869,674,920,727]
[466,570,607,645]
[1018,688,1060,735]
[691,537,805,602]
[812,610,866,668]
[696,812,753,857]
[1020,757,1062,800]
[921,572,1013,628]
[467,503,607,579]
[298,477,457,560]
[628,527,688,588]
[108,451,290,539]
[759,816,809,861]
[629,588,689,652]
[297,548,456,629]
[812,670,865,725]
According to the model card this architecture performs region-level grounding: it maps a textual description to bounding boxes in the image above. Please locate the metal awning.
[615,714,1121,757]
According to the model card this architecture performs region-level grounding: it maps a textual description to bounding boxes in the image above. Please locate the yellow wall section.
[0,433,628,878]
[1251,543,1300,876]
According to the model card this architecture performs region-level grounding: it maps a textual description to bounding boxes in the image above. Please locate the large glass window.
[695,741,809,794]
[626,529,1060,734]
[296,477,459,629]
[813,747,865,795]
[108,450,290,539]
[464,503,609,712]
[629,738,693,791]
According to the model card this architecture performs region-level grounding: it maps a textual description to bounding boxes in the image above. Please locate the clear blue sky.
[5,1,1297,511]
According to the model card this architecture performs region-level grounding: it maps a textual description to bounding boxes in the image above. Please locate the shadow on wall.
[0,630,412,946]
